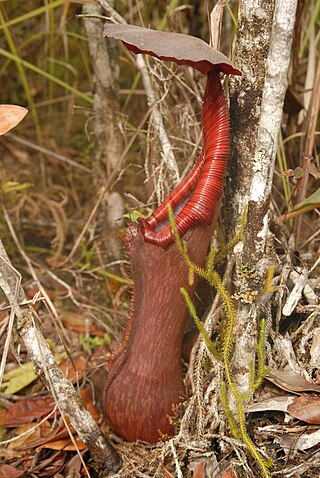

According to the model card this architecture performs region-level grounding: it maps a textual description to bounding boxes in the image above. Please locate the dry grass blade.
[60,104,153,266]
[4,133,91,172]
[295,54,320,241]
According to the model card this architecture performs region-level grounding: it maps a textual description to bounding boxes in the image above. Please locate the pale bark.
[225,0,298,395]
[83,3,124,261]
[0,241,120,476]
[226,0,274,236]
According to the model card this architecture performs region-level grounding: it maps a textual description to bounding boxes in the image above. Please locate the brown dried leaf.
[80,388,99,421]
[41,436,87,451]
[0,464,23,478]
[193,462,205,478]
[222,470,238,478]
[7,423,41,450]
[35,389,99,451]
[266,370,320,393]
[31,450,67,477]
[63,451,83,476]
[287,394,320,424]
[103,24,241,76]
[1,396,55,428]
[59,354,86,381]
[36,423,70,448]
[0,105,27,135]
[59,310,105,337]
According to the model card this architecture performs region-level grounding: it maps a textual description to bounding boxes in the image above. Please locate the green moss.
[168,204,272,478]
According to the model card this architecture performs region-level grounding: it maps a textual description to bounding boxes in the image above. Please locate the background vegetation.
[0,1,319,477]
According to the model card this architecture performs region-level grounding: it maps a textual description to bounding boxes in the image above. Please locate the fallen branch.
[0,240,120,477]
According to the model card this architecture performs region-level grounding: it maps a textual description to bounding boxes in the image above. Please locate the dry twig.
[0,239,120,476]
[97,0,180,186]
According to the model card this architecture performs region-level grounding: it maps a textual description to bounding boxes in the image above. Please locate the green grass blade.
[0,48,93,104]
[277,130,291,208]
[158,0,180,31]
[0,0,66,31]
[0,31,88,77]
[0,7,42,141]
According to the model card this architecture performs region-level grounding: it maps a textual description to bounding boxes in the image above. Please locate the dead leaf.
[287,394,320,424]
[36,423,70,449]
[103,24,241,76]
[266,370,320,393]
[1,396,55,428]
[35,388,99,451]
[246,395,295,413]
[193,462,205,478]
[41,436,87,451]
[59,310,105,337]
[0,464,23,478]
[80,388,99,420]
[63,451,84,476]
[222,470,238,478]
[28,450,67,477]
[0,310,7,321]
[3,420,53,453]
[0,105,28,135]
[59,354,86,381]
[7,423,41,450]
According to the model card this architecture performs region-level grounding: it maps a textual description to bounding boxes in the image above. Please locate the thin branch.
[250,0,299,212]
[136,53,180,184]
[97,0,180,184]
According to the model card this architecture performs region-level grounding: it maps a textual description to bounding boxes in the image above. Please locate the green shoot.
[180,287,221,361]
